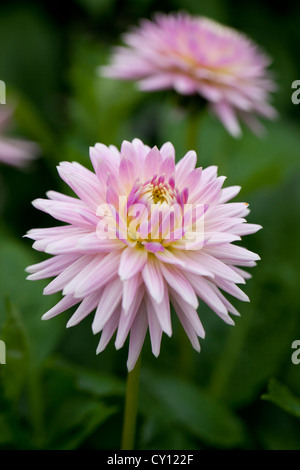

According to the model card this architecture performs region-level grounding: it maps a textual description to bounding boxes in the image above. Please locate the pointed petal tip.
[41,313,51,321]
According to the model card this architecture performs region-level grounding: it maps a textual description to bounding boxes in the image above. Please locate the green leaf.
[262,379,300,418]
[47,357,125,397]
[141,371,247,448]
[0,233,65,365]
[49,396,117,450]
[0,298,30,406]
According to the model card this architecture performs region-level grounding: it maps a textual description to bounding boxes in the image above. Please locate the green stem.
[186,110,200,152]
[121,356,142,450]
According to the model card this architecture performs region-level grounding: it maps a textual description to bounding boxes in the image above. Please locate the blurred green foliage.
[0,0,300,450]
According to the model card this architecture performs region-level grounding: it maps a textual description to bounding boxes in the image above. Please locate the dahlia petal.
[206,244,260,263]
[127,306,148,371]
[97,307,121,354]
[146,296,163,357]
[170,289,205,339]
[43,256,94,295]
[219,185,241,204]
[138,74,175,91]
[75,232,123,253]
[212,102,242,138]
[122,274,142,314]
[231,266,252,280]
[155,248,185,268]
[159,263,198,309]
[160,142,175,161]
[57,162,103,208]
[174,305,201,352]
[119,157,135,192]
[191,252,245,284]
[230,223,263,236]
[168,250,213,277]
[115,284,145,349]
[92,277,123,334]
[42,295,80,320]
[32,199,98,228]
[63,251,120,298]
[175,151,197,180]
[67,290,101,327]
[204,232,241,247]
[213,277,250,302]
[118,247,148,281]
[26,254,79,278]
[185,273,228,316]
[142,256,164,303]
[148,285,172,336]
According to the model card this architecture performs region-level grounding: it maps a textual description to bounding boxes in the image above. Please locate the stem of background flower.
[121,356,142,450]
[186,109,200,153]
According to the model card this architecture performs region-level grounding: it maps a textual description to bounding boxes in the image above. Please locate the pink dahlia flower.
[0,106,39,168]
[26,139,261,370]
[101,12,277,137]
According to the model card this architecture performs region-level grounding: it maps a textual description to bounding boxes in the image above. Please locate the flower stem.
[121,356,142,450]
[186,110,200,152]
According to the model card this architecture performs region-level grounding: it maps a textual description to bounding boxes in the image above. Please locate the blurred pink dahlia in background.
[101,12,277,137]
[0,106,39,168]
[26,138,261,370]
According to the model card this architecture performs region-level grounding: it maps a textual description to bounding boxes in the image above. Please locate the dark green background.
[0,0,300,450]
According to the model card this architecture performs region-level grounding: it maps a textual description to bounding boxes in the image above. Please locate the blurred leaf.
[206,175,300,408]
[11,89,58,159]
[0,413,14,446]
[47,357,125,397]
[0,233,65,365]
[262,379,300,418]
[49,395,117,450]
[0,5,63,120]
[141,371,247,448]
[0,299,29,406]
[65,38,143,163]
[75,0,115,15]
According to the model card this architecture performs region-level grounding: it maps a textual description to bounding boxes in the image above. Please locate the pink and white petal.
[191,252,245,284]
[211,102,242,138]
[115,284,145,349]
[57,161,103,208]
[122,274,143,314]
[185,272,228,317]
[174,305,201,352]
[155,248,185,268]
[118,247,148,281]
[42,295,80,320]
[43,255,95,295]
[127,305,148,371]
[142,256,164,303]
[96,306,121,354]
[230,223,263,236]
[159,263,198,309]
[145,296,163,357]
[205,244,260,263]
[63,251,120,298]
[175,151,197,182]
[213,277,250,302]
[26,253,80,279]
[170,288,205,338]
[67,290,102,327]
[92,277,123,333]
[159,142,175,161]
[148,284,172,336]
[143,146,163,179]
[219,185,241,204]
